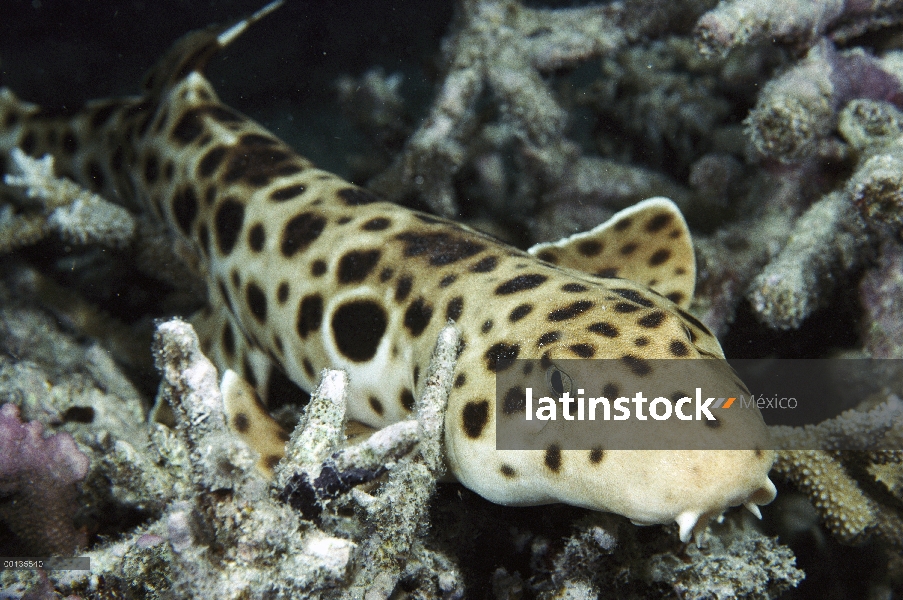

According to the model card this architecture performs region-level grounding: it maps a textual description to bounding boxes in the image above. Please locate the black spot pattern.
[446,297,464,321]
[470,256,499,272]
[614,218,632,231]
[270,183,307,202]
[537,331,561,346]
[548,300,594,322]
[481,320,493,334]
[276,283,290,304]
[332,300,388,362]
[646,213,673,232]
[172,187,199,236]
[622,355,652,376]
[404,298,433,337]
[369,397,385,416]
[222,323,236,357]
[223,135,293,186]
[462,400,489,438]
[243,357,257,388]
[396,232,486,266]
[485,343,520,372]
[500,465,516,478]
[638,311,666,328]
[667,292,685,305]
[509,304,533,322]
[214,199,245,255]
[395,276,413,302]
[589,448,604,464]
[311,260,327,277]
[246,283,267,323]
[649,249,671,266]
[588,322,618,337]
[495,274,548,295]
[198,146,227,177]
[634,337,649,347]
[705,416,722,428]
[248,223,265,252]
[400,389,416,411]
[612,288,655,307]
[545,444,562,472]
[569,343,596,358]
[503,387,527,415]
[337,249,381,283]
[620,243,638,255]
[296,294,323,338]
[439,274,457,287]
[233,413,250,433]
[281,212,326,258]
[562,283,588,293]
[577,240,603,256]
[614,303,641,314]
[454,373,466,388]
[171,108,205,144]
[669,340,690,356]
[337,187,379,205]
[362,217,391,231]
[302,358,315,379]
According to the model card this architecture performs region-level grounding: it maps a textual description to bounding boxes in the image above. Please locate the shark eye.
[546,365,572,396]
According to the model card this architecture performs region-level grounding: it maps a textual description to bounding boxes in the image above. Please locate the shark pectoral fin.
[528,197,696,309]
[221,369,289,477]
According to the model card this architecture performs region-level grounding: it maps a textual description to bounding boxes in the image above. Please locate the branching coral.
[2,148,135,252]
[747,190,870,330]
[770,396,903,548]
[1,319,466,598]
[696,0,903,56]
[367,0,713,220]
[860,240,903,357]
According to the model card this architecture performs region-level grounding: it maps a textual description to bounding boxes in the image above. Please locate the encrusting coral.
[0,403,89,556]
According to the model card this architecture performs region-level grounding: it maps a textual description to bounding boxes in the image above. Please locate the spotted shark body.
[0,2,776,542]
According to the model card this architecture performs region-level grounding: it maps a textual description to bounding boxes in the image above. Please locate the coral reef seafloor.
[0,0,903,598]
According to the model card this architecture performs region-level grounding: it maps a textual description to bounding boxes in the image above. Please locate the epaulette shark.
[0,1,776,543]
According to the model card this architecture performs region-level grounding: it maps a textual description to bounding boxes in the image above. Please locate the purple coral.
[0,403,89,555]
